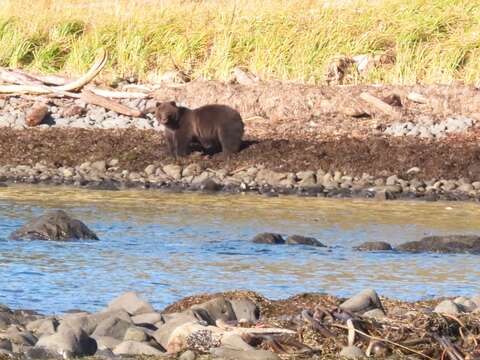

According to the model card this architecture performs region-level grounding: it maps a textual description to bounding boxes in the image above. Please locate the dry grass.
[0,0,479,84]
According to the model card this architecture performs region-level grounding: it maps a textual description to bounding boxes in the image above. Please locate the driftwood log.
[80,90,143,117]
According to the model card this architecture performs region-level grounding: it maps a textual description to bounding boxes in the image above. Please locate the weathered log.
[407,92,429,104]
[0,68,45,86]
[26,103,49,127]
[359,92,402,120]
[0,49,107,94]
[87,86,150,99]
[80,89,143,117]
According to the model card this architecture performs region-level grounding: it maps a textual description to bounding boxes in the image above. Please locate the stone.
[221,333,254,351]
[230,298,259,323]
[25,346,62,360]
[196,178,221,192]
[362,309,386,320]
[182,164,203,177]
[354,241,393,251]
[210,347,280,360]
[112,341,163,356]
[339,345,366,359]
[90,160,107,173]
[0,339,12,351]
[340,289,385,314]
[179,349,196,360]
[153,311,199,349]
[9,210,98,241]
[471,295,480,308]
[434,300,462,315]
[191,297,236,325]
[252,233,285,244]
[131,312,163,326]
[163,164,182,180]
[453,297,477,312]
[457,183,473,192]
[36,323,97,357]
[107,292,155,316]
[286,235,326,247]
[92,317,131,340]
[397,235,480,254]
[26,318,58,336]
[123,326,148,342]
[93,336,121,350]
[144,165,157,176]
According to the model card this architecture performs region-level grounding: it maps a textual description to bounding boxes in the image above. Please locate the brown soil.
[1,127,480,180]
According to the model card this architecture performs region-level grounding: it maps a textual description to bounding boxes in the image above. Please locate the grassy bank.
[0,0,479,85]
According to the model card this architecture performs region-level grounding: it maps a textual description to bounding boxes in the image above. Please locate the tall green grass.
[0,0,479,84]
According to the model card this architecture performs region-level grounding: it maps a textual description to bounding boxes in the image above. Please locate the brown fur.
[153,101,244,157]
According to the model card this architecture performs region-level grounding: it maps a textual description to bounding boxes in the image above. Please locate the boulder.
[397,235,480,254]
[9,210,98,241]
[106,292,155,315]
[286,235,325,247]
[339,345,366,359]
[354,241,393,251]
[131,312,163,326]
[167,322,224,353]
[179,349,196,360]
[112,340,163,356]
[92,317,131,340]
[92,336,121,350]
[453,297,477,312]
[340,289,385,314]
[62,309,130,336]
[35,323,97,357]
[191,297,236,325]
[221,333,254,351]
[230,298,260,323]
[434,300,462,315]
[252,233,285,244]
[123,326,148,342]
[25,346,63,360]
[26,318,58,336]
[153,311,199,349]
[210,347,280,360]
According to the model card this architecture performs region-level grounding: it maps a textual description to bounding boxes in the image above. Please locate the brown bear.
[153,101,244,157]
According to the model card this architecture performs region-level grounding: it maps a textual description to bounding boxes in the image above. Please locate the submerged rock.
[252,233,285,244]
[286,235,326,247]
[397,235,480,254]
[9,210,98,241]
[354,241,393,251]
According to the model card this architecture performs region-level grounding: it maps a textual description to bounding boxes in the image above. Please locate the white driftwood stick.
[407,92,429,104]
[359,92,402,120]
[81,89,143,117]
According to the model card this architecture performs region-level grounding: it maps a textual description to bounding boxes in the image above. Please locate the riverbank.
[1,82,480,201]
[0,289,478,359]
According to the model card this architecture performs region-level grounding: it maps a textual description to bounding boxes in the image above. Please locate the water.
[0,184,479,314]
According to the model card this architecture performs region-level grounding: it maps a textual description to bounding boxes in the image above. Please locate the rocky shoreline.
[2,159,480,202]
[0,289,478,360]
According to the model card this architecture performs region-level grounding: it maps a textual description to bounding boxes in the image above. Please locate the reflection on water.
[0,184,479,313]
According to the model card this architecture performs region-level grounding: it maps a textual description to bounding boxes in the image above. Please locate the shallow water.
[0,184,479,314]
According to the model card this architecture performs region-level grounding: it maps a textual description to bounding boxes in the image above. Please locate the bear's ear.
[170,101,176,107]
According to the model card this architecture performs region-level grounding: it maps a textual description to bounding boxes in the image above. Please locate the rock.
[131,312,163,326]
[196,178,221,192]
[339,345,366,359]
[144,165,157,176]
[397,235,480,254]
[191,297,236,325]
[90,160,107,173]
[93,336,121,350]
[153,311,199,349]
[230,298,259,323]
[286,235,325,247]
[210,347,280,360]
[59,105,86,118]
[36,323,97,357]
[252,233,285,244]
[340,289,385,314]
[471,295,480,308]
[362,308,386,320]
[112,341,163,356]
[0,339,12,351]
[453,297,477,312]
[179,349,196,360]
[92,317,131,340]
[166,322,224,353]
[182,164,203,177]
[354,241,393,251]
[107,292,155,316]
[123,326,148,342]
[25,346,62,360]
[221,333,254,351]
[434,300,462,315]
[26,318,58,336]
[61,310,129,335]
[163,164,182,180]
[9,210,98,241]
